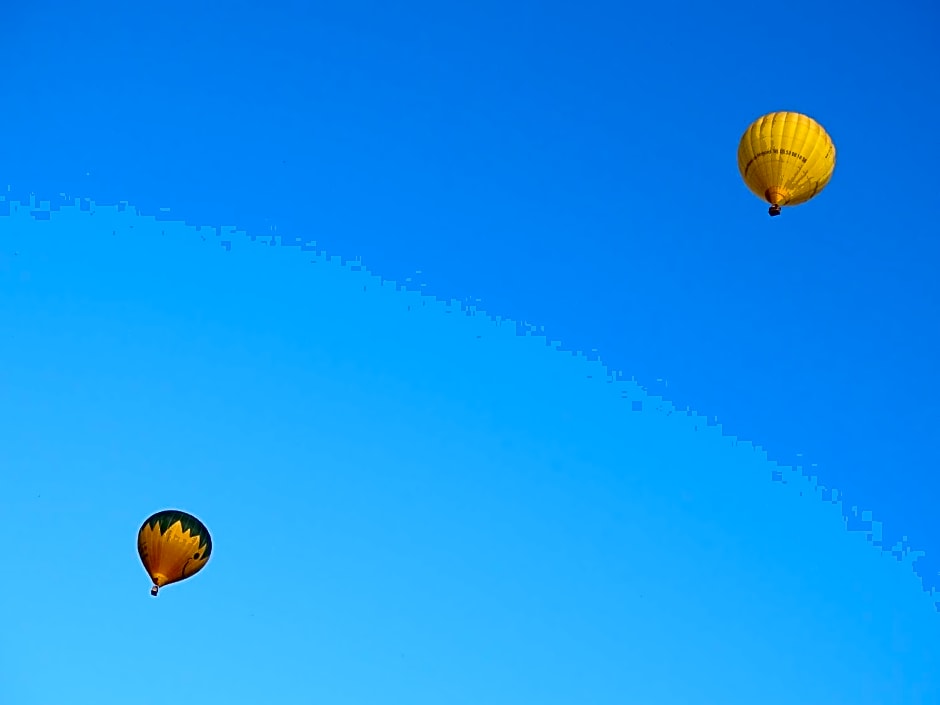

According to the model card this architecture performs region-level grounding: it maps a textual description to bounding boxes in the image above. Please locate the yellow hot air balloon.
[137,509,212,596]
[737,111,836,216]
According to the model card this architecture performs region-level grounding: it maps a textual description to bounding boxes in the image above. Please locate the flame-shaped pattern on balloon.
[138,510,212,596]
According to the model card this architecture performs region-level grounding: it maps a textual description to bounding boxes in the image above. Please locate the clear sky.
[1,1,938,703]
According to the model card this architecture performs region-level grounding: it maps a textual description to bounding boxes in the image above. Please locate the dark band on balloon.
[743,149,808,176]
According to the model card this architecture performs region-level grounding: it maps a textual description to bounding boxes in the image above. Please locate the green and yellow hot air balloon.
[137,509,212,596]
[737,111,836,216]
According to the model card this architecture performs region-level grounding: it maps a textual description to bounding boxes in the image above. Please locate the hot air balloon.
[137,509,212,596]
[737,111,836,216]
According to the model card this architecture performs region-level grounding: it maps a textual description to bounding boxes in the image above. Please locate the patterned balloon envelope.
[137,509,212,596]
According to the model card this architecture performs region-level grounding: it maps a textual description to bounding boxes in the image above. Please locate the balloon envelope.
[737,111,836,216]
[137,509,212,596]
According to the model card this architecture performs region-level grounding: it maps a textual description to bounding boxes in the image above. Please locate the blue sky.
[1,1,939,703]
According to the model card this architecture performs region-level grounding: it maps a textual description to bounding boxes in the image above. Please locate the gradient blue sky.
[2,1,939,703]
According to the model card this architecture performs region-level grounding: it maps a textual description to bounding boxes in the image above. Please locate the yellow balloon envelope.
[138,509,212,596]
[737,111,836,216]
